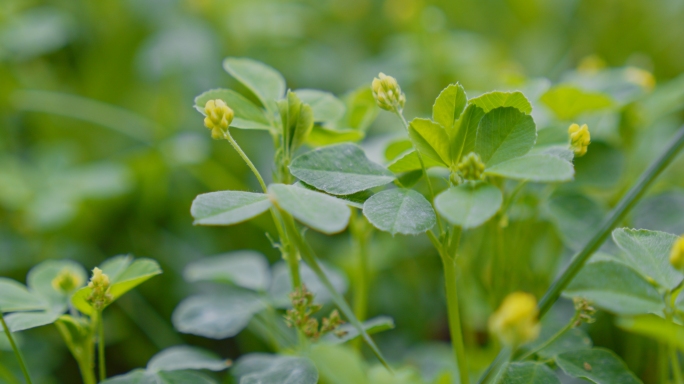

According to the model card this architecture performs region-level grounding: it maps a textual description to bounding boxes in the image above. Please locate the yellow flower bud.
[52,269,83,293]
[86,267,113,310]
[489,292,540,347]
[670,236,684,272]
[203,99,234,140]
[371,73,406,112]
[568,123,590,157]
[456,152,485,181]
[625,67,655,91]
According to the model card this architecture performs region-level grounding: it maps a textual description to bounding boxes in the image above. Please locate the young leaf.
[306,126,365,147]
[223,57,286,112]
[555,348,642,384]
[102,369,216,384]
[451,104,485,163]
[474,107,537,166]
[501,362,560,384]
[184,251,271,291]
[540,85,613,120]
[384,138,413,161]
[484,154,574,182]
[469,91,532,114]
[387,150,446,173]
[268,260,348,308]
[279,91,314,152]
[362,189,436,235]
[295,89,345,124]
[432,83,467,133]
[191,191,272,226]
[562,261,664,315]
[611,228,683,290]
[147,346,230,372]
[408,118,451,166]
[616,315,684,350]
[289,143,395,195]
[172,291,265,339]
[268,183,350,234]
[232,354,318,384]
[193,88,271,130]
[435,183,502,229]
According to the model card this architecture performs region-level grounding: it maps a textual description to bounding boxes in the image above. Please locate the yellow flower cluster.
[86,267,113,310]
[568,123,590,157]
[670,236,684,272]
[371,73,406,112]
[488,292,540,347]
[204,99,234,140]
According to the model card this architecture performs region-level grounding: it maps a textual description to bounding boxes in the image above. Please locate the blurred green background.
[2,0,684,382]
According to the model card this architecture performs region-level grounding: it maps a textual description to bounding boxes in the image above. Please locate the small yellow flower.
[203,99,234,140]
[670,236,684,272]
[625,67,655,91]
[568,123,591,157]
[489,292,540,347]
[371,73,406,112]
[52,269,82,293]
[86,267,113,310]
[456,152,485,181]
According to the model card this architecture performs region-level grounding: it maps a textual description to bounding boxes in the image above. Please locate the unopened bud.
[371,73,406,112]
[86,267,113,311]
[52,269,82,293]
[670,236,684,272]
[457,152,485,181]
[203,99,234,140]
[489,292,540,347]
[569,123,590,157]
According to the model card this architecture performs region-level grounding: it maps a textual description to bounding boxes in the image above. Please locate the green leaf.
[293,181,373,209]
[338,86,378,131]
[432,83,467,133]
[0,278,45,312]
[529,145,574,162]
[408,118,451,166]
[103,369,216,384]
[191,191,272,226]
[223,57,285,112]
[555,348,642,384]
[633,190,684,235]
[295,89,345,124]
[469,91,532,114]
[384,138,413,161]
[268,260,348,308]
[540,85,613,120]
[435,183,502,229]
[193,88,271,130]
[451,104,485,163]
[501,362,560,384]
[533,328,592,359]
[306,126,365,147]
[184,251,271,291]
[5,309,63,332]
[474,107,537,166]
[290,144,395,195]
[268,183,350,234]
[27,259,87,306]
[172,291,265,339]
[546,193,605,251]
[72,257,162,315]
[562,261,664,315]
[147,346,230,372]
[232,354,318,384]
[616,315,684,350]
[309,344,368,384]
[321,316,395,344]
[279,91,314,151]
[362,189,436,235]
[387,150,446,173]
[611,228,683,290]
[484,154,574,182]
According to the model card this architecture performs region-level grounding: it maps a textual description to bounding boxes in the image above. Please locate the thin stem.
[518,311,580,360]
[97,311,106,382]
[0,312,32,384]
[223,131,268,193]
[669,345,683,384]
[351,211,371,323]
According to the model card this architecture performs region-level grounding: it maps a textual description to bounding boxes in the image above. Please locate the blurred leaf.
[172,291,265,339]
[616,315,684,350]
[451,104,485,163]
[308,344,368,384]
[103,369,216,384]
[484,154,574,182]
[573,142,624,188]
[306,126,365,146]
[408,118,451,166]
[0,278,45,312]
[295,89,346,123]
[147,346,230,372]
[184,251,271,291]
[432,83,467,133]
[290,144,394,195]
[363,189,436,235]
[474,107,536,166]
[387,150,446,173]
[546,193,605,251]
[529,145,574,162]
[633,190,684,235]
[533,328,592,359]
[191,191,272,226]
[555,348,642,384]
[5,309,63,332]
[501,362,559,384]
[540,85,613,120]
[435,183,502,229]
[268,261,348,308]
[321,316,395,344]
[223,57,286,112]
[562,261,664,316]
[339,87,378,131]
[367,366,424,384]
[469,91,532,114]
[193,89,271,130]
[384,139,413,161]
[27,259,87,307]
[232,354,318,384]
[268,183,350,234]
[612,228,683,290]
[0,7,74,61]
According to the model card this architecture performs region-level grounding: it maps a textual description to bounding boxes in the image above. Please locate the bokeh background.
[2,0,684,382]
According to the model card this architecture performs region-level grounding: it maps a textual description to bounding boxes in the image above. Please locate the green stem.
[223,131,268,192]
[0,361,21,384]
[669,344,683,384]
[97,311,105,382]
[351,211,370,323]
[518,311,580,360]
[0,312,32,384]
